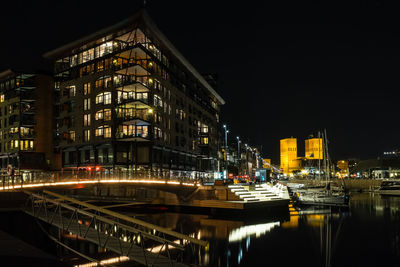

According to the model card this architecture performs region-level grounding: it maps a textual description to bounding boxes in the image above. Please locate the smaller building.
[336,160,349,178]
[280,137,300,174]
[350,158,400,178]
[305,137,323,159]
[0,69,61,179]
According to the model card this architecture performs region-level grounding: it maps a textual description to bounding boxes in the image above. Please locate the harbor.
[1,1,400,266]
[0,190,399,267]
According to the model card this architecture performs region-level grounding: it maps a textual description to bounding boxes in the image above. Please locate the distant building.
[382,150,400,159]
[336,160,349,178]
[305,137,323,159]
[0,69,61,176]
[262,158,271,169]
[350,158,400,178]
[280,138,300,174]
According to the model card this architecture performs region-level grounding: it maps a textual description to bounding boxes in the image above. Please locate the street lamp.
[236,136,241,175]
[245,144,249,177]
[222,125,229,179]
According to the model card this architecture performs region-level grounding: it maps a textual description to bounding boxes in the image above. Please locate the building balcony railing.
[21,119,35,126]
[20,133,36,139]
[114,75,151,91]
[115,132,150,141]
[113,59,152,76]
[117,97,149,106]
[116,112,152,125]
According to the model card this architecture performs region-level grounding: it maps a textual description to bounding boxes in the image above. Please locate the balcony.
[20,103,36,114]
[116,46,149,60]
[114,75,151,92]
[15,75,36,90]
[21,114,36,126]
[20,91,36,101]
[113,58,151,76]
[116,110,152,126]
[117,96,150,108]
[115,132,150,141]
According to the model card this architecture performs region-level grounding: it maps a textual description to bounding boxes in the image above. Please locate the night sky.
[1,0,399,163]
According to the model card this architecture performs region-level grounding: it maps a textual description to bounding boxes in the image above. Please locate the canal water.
[1,193,399,267]
[132,192,400,267]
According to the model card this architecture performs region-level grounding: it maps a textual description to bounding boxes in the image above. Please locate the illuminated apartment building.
[44,10,224,177]
[305,137,323,159]
[0,70,60,173]
[280,138,300,174]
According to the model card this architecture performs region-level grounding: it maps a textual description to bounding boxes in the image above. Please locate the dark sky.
[1,0,399,163]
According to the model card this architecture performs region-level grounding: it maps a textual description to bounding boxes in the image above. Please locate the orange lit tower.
[280,138,300,174]
[305,138,323,159]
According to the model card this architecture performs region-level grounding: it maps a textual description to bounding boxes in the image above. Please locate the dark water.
[1,193,399,267]
[134,193,400,267]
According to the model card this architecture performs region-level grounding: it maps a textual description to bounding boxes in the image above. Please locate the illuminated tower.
[280,138,300,174]
[305,138,323,159]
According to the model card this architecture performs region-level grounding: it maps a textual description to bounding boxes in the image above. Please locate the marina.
[1,1,399,266]
[1,191,399,266]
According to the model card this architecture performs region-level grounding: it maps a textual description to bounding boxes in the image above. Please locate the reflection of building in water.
[74,256,129,267]
[199,218,243,239]
[228,222,280,242]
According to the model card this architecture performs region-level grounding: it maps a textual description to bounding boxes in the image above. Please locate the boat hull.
[377,190,400,196]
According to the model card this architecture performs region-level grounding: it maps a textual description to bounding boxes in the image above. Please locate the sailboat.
[290,130,350,207]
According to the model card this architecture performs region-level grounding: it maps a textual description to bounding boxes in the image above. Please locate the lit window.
[104,109,111,121]
[69,131,76,141]
[68,85,76,97]
[99,42,113,57]
[0,94,4,102]
[84,98,91,111]
[83,130,90,142]
[96,92,112,104]
[104,92,111,104]
[104,127,111,138]
[84,129,90,142]
[96,93,103,104]
[95,127,104,136]
[84,114,91,126]
[95,110,103,120]
[84,83,91,95]
[154,127,162,139]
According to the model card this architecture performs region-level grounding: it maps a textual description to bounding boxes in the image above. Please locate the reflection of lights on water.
[74,256,129,267]
[238,247,243,264]
[246,237,250,250]
[228,222,280,242]
[148,239,180,253]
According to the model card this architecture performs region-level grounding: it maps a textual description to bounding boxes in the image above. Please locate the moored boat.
[376,180,400,196]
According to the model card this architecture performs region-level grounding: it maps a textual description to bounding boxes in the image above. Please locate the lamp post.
[245,144,249,177]
[236,136,241,176]
[222,125,228,179]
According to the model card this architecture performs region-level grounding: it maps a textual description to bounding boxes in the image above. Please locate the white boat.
[288,130,350,207]
[376,180,400,196]
[293,189,350,206]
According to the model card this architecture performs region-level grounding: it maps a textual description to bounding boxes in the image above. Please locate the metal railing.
[23,190,208,266]
[1,170,215,191]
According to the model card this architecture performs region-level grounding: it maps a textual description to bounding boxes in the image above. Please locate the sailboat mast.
[318,131,321,181]
[324,129,330,181]
[322,131,327,181]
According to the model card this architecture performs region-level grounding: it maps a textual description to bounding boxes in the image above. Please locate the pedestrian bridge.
[22,189,208,267]
[0,176,201,192]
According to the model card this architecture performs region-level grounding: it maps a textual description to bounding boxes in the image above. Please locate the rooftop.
[43,9,225,105]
